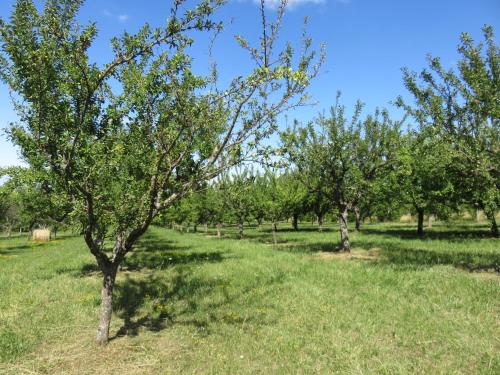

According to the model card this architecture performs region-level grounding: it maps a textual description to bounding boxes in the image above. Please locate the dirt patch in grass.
[316,247,381,262]
[1,329,182,375]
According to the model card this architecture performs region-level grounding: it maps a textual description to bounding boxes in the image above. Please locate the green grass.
[0,221,499,374]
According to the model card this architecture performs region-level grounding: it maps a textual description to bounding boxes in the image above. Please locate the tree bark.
[417,208,424,236]
[338,207,350,252]
[272,222,277,245]
[96,264,118,345]
[292,214,299,231]
[491,217,499,238]
[354,206,361,232]
[318,213,324,232]
[204,223,208,233]
[484,208,499,237]
[27,222,35,240]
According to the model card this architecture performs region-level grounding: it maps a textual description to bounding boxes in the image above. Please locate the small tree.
[304,180,332,232]
[398,25,499,236]
[260,170,287,244]
[279,170,308,231]
[251,173,268,228]
[282,93,400,251]
[205,181,227,237]
[220,169,256,239]
[192,189,213,233]
[0,0,322,344]
[397,129,455,235]
[349,109,403,231]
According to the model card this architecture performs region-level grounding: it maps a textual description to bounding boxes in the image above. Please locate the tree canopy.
[0,0,322,344]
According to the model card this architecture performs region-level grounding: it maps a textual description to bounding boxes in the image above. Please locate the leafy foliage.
[0,0,322,343]
[398,25,499,236]
[281,93,402,250]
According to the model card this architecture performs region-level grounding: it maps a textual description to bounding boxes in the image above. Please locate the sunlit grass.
[0,221,499,374]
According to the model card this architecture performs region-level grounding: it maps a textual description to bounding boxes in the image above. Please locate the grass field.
[0,221,499,374]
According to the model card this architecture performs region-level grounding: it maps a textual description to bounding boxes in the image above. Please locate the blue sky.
[0,0,499,166]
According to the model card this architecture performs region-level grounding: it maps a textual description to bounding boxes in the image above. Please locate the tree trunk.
[292,214,299,231]
[27,222,35,240]
[428,214,435,228]
[216,222,222,238]
[476,208,481,222]
[272,222,277,245]
[339,207,350,252]
[484,208,499,237]
[417,208,424,236]
[354,206,361,232]
[204,223,208,233]
[96,264,118,345]
[318,213,324,232]
[238,221,244,239]
[491,217,499,238]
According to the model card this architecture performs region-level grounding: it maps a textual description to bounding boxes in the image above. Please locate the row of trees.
[161,169,309,241]
[285,24,499,245]
[163,71,498,250]
[0,0,497,345]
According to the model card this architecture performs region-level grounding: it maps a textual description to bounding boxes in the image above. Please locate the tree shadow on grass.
[120,235,225,271]
[283,241,343,253]
[279,237,499,272]
[0,244,32,255]
[355,240,500,272]
[361,225,495,241]
[63,228,258,339]
[0,241,69,256]
[108,228,285,339]
[111,267,286,340]
[112,271,202,338]
[0,234,30,243]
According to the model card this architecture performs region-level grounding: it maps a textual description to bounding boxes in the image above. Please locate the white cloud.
[255,0,324,8]
[102,10,130,22]
[252,0,350,8]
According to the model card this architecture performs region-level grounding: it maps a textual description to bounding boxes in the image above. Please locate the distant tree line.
[159,26,499,248]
